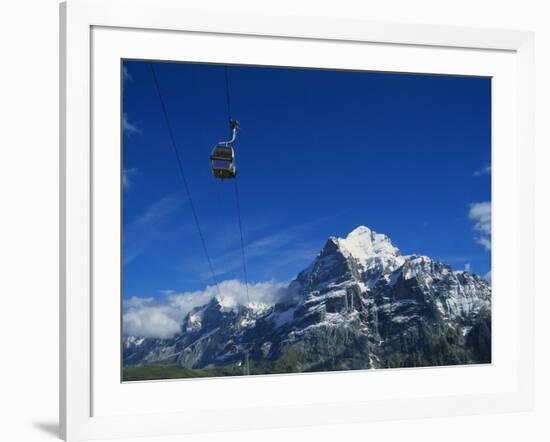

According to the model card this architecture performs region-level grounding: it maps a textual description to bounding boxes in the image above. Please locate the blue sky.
[122,60,491,302]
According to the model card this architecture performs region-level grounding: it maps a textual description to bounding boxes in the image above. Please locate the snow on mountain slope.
[337,226,403,267]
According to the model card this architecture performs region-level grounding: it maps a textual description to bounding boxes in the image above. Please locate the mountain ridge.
[123,226,491,375]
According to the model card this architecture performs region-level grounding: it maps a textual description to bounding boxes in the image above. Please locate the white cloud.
[484,271,492,285]
[123,194,185,264]
[464,263,471,272]
[469,201,491,251]
[122,168,138,189]
[124,296,155,308]
[187,216,330,280]
[123,279,288,339]
[123,305,182,339]
[469,202,491,234]
[122,113,141,136]
[133,195,180,226]
[477,237,491,251]
[474,164,491,177]
[123,66,132,82]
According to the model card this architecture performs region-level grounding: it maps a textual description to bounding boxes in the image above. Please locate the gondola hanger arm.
[221,119,240,146]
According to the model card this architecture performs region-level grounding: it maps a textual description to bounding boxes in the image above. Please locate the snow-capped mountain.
[123,226,491,373]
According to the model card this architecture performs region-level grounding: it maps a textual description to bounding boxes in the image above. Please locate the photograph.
[121,60,492,381]
[2,0,544,440]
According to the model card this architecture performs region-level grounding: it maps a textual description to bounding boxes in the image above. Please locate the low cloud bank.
[123,279,288,339]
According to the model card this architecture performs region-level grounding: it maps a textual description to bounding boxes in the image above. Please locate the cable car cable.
[223,66,251,305]
[149,62,223,301]
[224,66,233,124]
[234,179,250,304]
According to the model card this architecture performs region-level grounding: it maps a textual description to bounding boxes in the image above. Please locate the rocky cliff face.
[123,226,491,373]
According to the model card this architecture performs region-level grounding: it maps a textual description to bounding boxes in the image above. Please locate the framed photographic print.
[60,0,534,440]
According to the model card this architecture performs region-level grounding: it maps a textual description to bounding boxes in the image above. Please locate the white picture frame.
[60,0,534,440]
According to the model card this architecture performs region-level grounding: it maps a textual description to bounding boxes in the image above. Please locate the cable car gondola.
[210,119,239,179]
